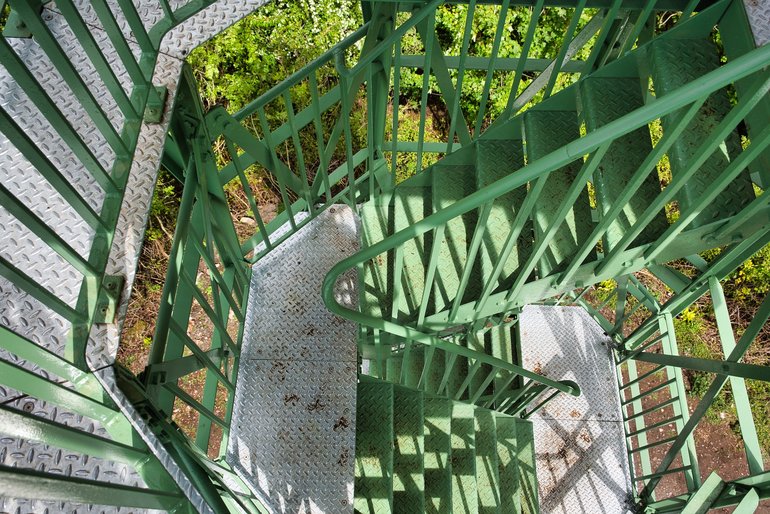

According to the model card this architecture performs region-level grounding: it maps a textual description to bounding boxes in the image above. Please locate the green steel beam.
[632,352,770,383]
[0,465,188,511]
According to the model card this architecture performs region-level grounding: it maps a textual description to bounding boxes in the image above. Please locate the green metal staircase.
[355,377,539,514]
[1,0,770,512]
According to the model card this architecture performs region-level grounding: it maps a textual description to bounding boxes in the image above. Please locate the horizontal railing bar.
[624,396,678,421]
[620,377,676,405]
[626,415,682,437]
[397,54,586,72]
[233,22,371,120]
[629,435,679,454]
[0,405,147,466]
[621,364,666,389]
[0,465,185,510]
[0,360,117,423]
[164,383,227,428]
[634,465,692,481]
[0,256,82,322]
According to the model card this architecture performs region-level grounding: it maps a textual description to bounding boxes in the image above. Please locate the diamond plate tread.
[495,415,521,514]
[0,396,150,514]
[392,386,425,513]
[361,202,393,319]
[579,77,668,250]
[229,359,357,513]
[515,420,539,514]
[355,380,394,514]
[476,139,532,292]
[531,420,631,514]
[432,165,479,315]
[743,0,770,47]
[423,396,452,514]
[523,111,595,276]
[239,206,358,362]
[650,38,756,228]
[394,186,431,322]
[450,402,477,514]
[519,306,631,514]
[228,207,359,513]
[475,409,500,513]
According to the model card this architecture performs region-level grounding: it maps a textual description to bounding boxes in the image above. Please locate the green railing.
[2,0,770,511]
[319,0,770,507]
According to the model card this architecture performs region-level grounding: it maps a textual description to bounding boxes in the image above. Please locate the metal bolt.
[22,402,34,413]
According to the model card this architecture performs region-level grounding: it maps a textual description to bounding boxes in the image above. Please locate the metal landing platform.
[227,206,359,514]
[519,305,632,514]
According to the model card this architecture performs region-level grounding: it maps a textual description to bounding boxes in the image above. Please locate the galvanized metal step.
[650,37,756,228]
[523,109,595,276]
[579,76,669,249]
[227,206,359,513]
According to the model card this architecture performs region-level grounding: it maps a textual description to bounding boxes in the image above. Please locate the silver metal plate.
[228,206,359,514]
[743,0,770,47]
[519,305,632,514]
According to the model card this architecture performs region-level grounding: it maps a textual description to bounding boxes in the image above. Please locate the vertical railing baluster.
[446,0,476,154]
[473,0,511,137]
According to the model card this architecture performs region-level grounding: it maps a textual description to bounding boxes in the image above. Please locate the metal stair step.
[515,420,539,514]
[450,402,478,514]
[394,186,432,322]
[523,110,595,276]
[393,385,426,513]
[495,415,522,514]
[475,409,501,513]
[476,139,532,292]
[360,202,393,320]
[424,396,453,514]
[432,164,479,314]
[650,38,755,228]
[486,323,517,394]
[579,76,669,250]
[355,380,395,514]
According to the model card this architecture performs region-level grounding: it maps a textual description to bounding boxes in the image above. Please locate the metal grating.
[519,305,632,514]
[227,206,359,514]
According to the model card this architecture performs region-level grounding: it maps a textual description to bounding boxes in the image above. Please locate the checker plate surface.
[228,206,359,514]
[519,305,632,514]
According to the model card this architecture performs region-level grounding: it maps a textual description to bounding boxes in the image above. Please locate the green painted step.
[355,378,538,514]
[476,139,531,293]
[393,386,425,513]
[516,419,539,514]
[485,323,517,396]
[424,397,453,514]
[394,185,432,322]
[475,409,501,513]
[523,110,595,276]
[579,76,669,250]
[432,164,479,315]
[360,202,393,320]
[451,402,478,514]
[650,38,755,229]
[355,380,395,514]
[495,415,522,514]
